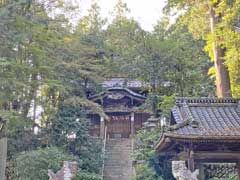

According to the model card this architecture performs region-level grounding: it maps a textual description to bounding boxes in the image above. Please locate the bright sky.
[79,0,166,31]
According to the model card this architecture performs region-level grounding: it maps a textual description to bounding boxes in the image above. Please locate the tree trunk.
[209,6,231,97]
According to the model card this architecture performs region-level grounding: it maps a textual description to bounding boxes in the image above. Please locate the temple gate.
[155,97,240,179]
[88,88,150,138]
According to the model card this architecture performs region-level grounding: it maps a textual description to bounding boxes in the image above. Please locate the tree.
[0,0,67,129]
[155,22,214,97]
[104,0,144,77]
[77,0,106,37]
[50,98,103,175]
[13,147,75,180]
[164,0,240,97]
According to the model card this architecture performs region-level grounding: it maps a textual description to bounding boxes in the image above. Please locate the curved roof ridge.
[109,87,146,99]
[88,87,146,100]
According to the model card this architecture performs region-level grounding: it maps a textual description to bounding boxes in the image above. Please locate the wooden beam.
[194,152,240,162]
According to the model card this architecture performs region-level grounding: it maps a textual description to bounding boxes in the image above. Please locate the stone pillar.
[188,150,195,172]
[0,138,7,180]
[130,112,134,137]
[100,116,105,138]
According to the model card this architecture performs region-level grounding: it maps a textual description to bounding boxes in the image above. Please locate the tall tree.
[105,0,144,77]
[164,0,239,97]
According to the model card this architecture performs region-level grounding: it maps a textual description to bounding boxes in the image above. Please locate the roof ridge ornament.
[236,100,240,113]
[182,101,199,128]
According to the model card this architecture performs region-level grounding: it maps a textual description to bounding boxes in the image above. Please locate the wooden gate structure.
[106,114,131,138]
[88,88,150,138]
[155,97,240,179]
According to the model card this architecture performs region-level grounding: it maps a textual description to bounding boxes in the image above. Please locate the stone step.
[103,139,133,180]
[104,164,132,168]
[106,145,131,147]
[105,159,132,162]
[104,168,132,173]
[104,168,131,173]
[105,149,132,153]
[104,155,132,159]
[103,175,131,180]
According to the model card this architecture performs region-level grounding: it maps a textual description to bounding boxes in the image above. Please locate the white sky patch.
[77,0,166,31]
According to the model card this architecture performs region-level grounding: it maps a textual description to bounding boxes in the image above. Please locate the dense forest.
[0,0,240,179]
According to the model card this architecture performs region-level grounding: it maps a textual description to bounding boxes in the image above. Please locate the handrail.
[131,136,135,177]
[101,126,107,180]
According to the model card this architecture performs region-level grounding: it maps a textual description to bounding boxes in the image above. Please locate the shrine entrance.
[88,88,150,139]
[106,114,131,138]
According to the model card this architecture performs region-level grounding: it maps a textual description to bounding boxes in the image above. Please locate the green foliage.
[134,127,174,179]
[50,100,103,174]
[2,0,240,179]
[133,163,162,180]
[73,171,101,180]
[13,147,76,180]
[164,0,240,96]
[134,94,178,180]
[133,128,162,179]
[158,95,175,119]
[157,23,214,97]
[134,128,160,161]
[1,1,105,178]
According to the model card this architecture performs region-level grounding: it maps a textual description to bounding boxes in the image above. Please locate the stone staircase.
[103,138,133,180]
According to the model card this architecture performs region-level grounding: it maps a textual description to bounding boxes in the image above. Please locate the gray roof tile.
[169,97,240,138]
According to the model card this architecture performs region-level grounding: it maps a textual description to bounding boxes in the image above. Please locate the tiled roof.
[102,78,147,88]
[102,78,171,88]
[89,87,146,101]
[168,97,240,138]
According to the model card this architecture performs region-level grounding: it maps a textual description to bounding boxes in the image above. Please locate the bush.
[134,163,163,180]
[13,147,76,180]
[73,171,101,180]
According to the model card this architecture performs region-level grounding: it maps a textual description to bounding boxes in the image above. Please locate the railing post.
[100,116,105,138]
[101,126,107,180]
[130,112,134,137]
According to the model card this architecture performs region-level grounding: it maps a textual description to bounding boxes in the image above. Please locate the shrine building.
[88,78,150,138]
[155,97,240,179]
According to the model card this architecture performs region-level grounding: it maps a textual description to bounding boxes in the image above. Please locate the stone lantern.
[143,115,159,130]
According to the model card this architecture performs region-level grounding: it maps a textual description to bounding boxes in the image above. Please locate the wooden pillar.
[0,138,7,180]
[130,112,134,137]
[100,116,105,138]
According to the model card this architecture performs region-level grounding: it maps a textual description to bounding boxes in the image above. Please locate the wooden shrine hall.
[155,97,240,179]
[88,87,150,138]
